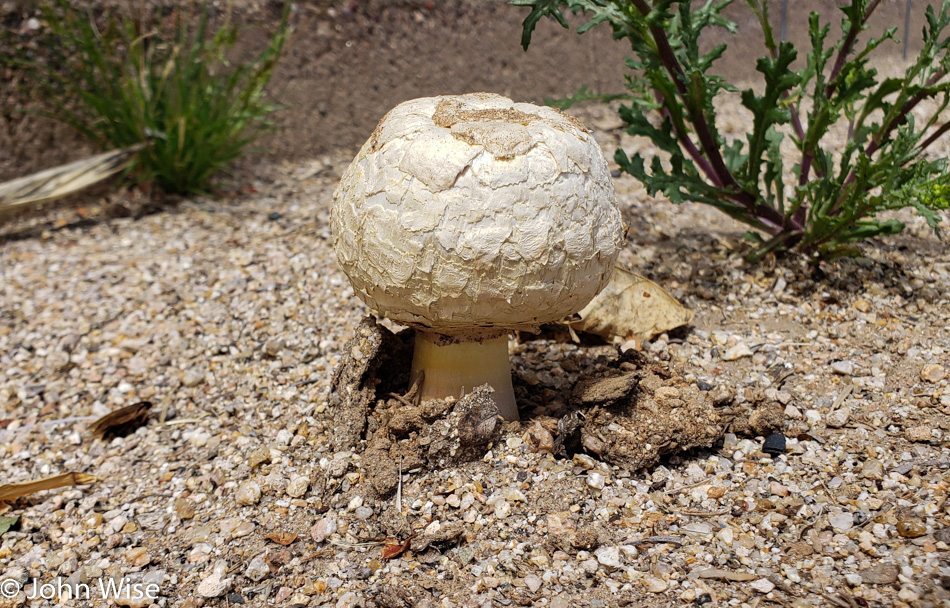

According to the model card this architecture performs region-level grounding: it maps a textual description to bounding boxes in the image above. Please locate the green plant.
[516,0,950,260]
[2,1,291,196]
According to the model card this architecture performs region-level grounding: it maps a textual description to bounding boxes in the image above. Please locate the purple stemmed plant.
[516,0,950,260]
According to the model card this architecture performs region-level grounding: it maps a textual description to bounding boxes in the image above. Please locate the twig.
[831,384,854,411]
[631,535,684,546]
[675,508,730,517]
[395,457,403,514]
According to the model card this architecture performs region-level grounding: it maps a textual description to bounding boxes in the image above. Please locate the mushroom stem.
[410,330,518,420]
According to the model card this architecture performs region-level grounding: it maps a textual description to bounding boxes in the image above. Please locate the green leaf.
[0,515,20,537]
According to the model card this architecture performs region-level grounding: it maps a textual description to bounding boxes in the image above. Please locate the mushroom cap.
[331,93,625,334]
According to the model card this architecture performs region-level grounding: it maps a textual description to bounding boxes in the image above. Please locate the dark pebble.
[610,169,622,178]
[267,212,282,221]
[226,593,245,604]
[762,432,786,456]
[694,593,713,606]
[697,381,714,391]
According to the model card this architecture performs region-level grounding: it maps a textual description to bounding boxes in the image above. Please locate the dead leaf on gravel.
[0,472,97,501]
[89,401,152,438]
[570,266,694,343]
[264,532,298,546]
[696,568,756,582]
[382,537,412,560]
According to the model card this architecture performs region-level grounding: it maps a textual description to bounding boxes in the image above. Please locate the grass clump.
[516,0,950,260]
[2,1,291,196]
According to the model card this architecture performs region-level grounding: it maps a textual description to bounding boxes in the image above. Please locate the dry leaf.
[696,568,757,582]
[89,401,152,438]
[570,266,694,343]
[264,532,298,546]
[382,537,412,560]
[0,472,97,501]
[0,143,146,214]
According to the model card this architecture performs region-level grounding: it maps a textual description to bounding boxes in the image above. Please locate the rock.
[197,561,232,598]
[784,404,803,419]
[935,528,950,544]
[921,364,947,383]
[642,576,668,593]
[235,481,261,506]
[831,360,854,376]
[769,481,789,497]
[762,432,786,456]
[586,471,606,490]
[858,563,900,585]
[182,368,207,387]
[286,475,309,498]
[897,519,927,538]
[174,498,196,519]
[722,343,753,361]
[245,556,270,582]
[247,447,271,469]
[125,547,151,567]
[826,406,851,428]
[861,459,884,480]
[906,425,933,442]
[551,598,570,608]
[595,546,621,570]
[830,512,854,533]
[750,579,776,594]
[310,517,337,543]
[524,573,542,592]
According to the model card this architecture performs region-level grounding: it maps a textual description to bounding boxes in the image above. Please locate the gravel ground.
[1,95,949,608]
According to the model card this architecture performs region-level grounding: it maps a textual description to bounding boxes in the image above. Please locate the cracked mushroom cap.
[331,92,625,334]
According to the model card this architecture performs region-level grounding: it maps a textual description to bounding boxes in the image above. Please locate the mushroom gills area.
[410,331,518,420]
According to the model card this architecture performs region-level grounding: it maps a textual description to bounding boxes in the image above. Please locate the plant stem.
[825,0,882,99]
[917,120,950,152]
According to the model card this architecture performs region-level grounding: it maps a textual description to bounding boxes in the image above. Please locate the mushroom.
[331,93,624,420]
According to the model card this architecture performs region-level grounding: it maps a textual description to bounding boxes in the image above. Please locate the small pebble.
[750,579,775,594]
[830,360,854,376]
[310,518,337,543]
[245,556,270,582]
[247,447,271,469]
[174,498,196,519]
[920,363,947,383]
[524,573,542,592]
[595,546,620,569]
[897,518,927,538]
[861,459,884,480]
[762,432,786,456]
[286,475,309,498]
[722,343,753,361]
[587,471,606,490]
[905,426,933,442]
[826,406,851,428]
[830,512,854,533]
[859,563,900,585]
[235,481,261,506]
[182,368,206,387]
[642,576,668,593]
[197,561,232,598]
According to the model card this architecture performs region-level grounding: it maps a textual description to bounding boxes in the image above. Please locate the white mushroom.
[331,93,624,420]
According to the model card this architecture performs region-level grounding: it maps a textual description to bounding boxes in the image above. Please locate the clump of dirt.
[328,315,783,497]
